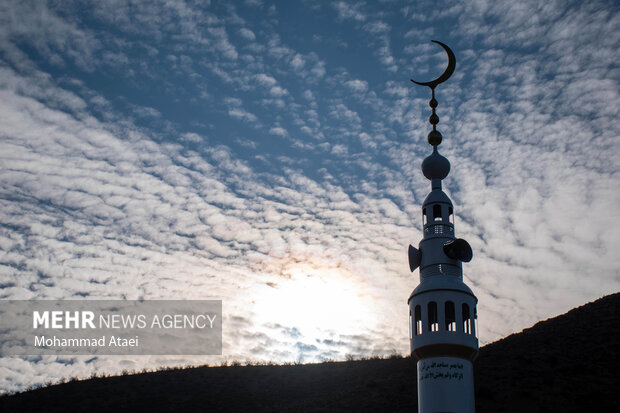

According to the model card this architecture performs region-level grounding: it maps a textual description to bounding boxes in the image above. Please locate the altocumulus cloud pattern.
[0,0,619,393]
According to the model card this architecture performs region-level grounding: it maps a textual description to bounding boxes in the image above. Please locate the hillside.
[2,292,619,412]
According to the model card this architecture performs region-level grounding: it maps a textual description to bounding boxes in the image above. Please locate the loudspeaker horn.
[443,238,473,262]
[408,245,421,272]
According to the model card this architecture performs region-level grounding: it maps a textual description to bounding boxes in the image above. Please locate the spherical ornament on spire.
[427,130,442,146]
[421,147,450,180]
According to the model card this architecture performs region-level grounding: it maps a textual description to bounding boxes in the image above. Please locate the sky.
[0,0,619,393]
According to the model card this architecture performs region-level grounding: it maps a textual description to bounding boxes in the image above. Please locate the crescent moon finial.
[410,40,456,90]
[409,41,456,147]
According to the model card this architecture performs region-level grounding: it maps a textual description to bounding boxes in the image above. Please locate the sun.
[253,261,377,338]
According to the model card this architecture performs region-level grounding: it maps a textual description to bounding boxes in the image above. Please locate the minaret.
[407,41,478,413]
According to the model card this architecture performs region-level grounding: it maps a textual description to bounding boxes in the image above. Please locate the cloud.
[269,85,288,97]
[329,103,362,128]
[344,79,368,93]
[228,108,258,123]
[254,73,277,87]
[238,27,256,41]
[224,97,259,124]
[132,105,161,119]
[332,1,366,22]
[310,60,326,80]
[290,54,305,70]
[363,21,390,34]
[207,27,239,60]
[0,1,100,71]
[245,0,263,7]
[269,126,288,137]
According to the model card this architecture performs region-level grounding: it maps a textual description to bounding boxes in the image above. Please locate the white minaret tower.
[407,41,478,413]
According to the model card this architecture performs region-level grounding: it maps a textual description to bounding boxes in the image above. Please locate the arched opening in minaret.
[428,301,438,332]
[422,208,428,225]
[414,305,422,335]
[448,206,454,224]
[433,204,442,221]
[474,305,478,338]
[409,309,412,340]
[462,303,471,334]
[445,301,456,332]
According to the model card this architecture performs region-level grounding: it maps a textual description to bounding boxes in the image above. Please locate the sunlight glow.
[254,262,378,339]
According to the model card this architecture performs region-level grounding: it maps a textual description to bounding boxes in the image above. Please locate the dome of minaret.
[421,147,450,180]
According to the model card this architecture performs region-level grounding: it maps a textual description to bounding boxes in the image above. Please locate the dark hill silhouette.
[2,292,619,412]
